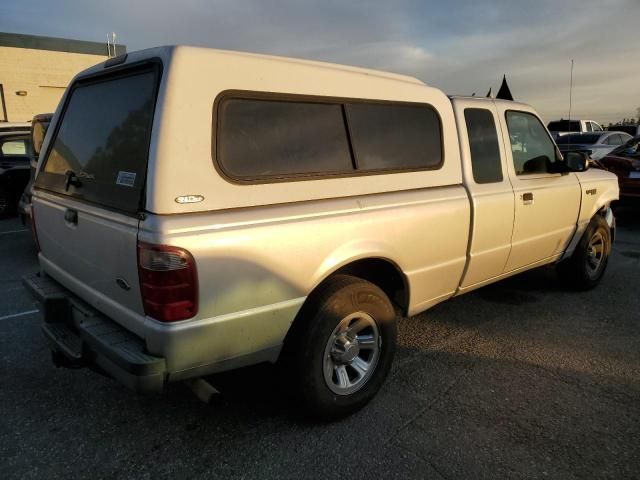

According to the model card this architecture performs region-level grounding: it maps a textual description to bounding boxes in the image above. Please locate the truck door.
[453,100,515,289]
[496,106,580,272]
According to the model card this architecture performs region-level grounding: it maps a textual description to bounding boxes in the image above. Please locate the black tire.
[558,215,611,290]
[285,274,397,420]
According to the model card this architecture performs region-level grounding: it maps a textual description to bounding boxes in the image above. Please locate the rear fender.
[308,239,406,297]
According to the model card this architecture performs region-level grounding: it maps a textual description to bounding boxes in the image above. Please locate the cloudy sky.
[3,0,638,124]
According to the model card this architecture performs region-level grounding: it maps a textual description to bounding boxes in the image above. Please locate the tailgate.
[33,194,143,316]
[32,62,161,322]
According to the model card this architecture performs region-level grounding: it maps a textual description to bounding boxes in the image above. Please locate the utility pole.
[568,59,574,122]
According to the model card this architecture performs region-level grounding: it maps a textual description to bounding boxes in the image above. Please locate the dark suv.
[599,135,640,200]
[0,132,31,216]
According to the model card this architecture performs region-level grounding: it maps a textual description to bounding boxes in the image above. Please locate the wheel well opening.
[333,258,409,315]
[279,258,408,363]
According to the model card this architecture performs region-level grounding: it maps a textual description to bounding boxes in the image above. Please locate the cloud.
[1,0,638,123]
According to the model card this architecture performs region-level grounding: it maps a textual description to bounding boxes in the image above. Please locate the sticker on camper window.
[116,171,137,187]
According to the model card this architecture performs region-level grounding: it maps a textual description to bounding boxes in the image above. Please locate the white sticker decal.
[116,171,136,187]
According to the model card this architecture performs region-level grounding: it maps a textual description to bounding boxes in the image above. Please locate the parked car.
[605,125,640,137]
[0,132,31,216]
[598,135,640,200]
[556,131,633,160]
[548,119,604,139]
[18,113,53,224]
[24,46,619,419]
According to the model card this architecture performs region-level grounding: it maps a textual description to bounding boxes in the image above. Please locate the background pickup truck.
[25,46,619,419]
[547,118,604,139]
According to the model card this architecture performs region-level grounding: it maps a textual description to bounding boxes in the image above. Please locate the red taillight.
[137,242,198,322]
[30,205,40,252]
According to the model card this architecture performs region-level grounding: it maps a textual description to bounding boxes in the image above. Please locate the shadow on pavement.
[3,341,638,479]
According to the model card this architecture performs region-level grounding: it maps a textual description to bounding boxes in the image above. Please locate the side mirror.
[30,113,53,159]
[564,151,589,172]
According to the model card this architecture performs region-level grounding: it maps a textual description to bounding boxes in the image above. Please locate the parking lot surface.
[1,209,639,479]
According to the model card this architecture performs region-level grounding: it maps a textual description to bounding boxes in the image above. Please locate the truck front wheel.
[558,215,611,290]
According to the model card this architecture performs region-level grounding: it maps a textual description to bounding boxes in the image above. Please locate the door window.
[464,108,503,183]
[506,111,559,175]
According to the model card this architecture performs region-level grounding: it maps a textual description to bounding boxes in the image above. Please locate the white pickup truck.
[548,119,604,139]
[24,46,619,419]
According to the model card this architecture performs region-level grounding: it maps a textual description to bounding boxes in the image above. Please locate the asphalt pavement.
[0,208,639,480]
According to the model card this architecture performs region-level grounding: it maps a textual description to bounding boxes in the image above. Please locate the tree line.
[606,107,640,127]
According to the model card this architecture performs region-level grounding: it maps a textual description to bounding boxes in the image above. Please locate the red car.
[598,135,640,199]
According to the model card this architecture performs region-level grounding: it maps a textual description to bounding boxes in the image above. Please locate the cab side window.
[506,111,558,175]
[464,108,503,183]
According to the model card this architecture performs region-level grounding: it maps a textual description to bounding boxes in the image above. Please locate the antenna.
[568,59,574,123]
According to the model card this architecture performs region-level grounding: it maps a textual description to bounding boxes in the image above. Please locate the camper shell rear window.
[36,62,161,213]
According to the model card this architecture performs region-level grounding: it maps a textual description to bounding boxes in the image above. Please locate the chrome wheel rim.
[586,231,605,277]
[323,312,381,396]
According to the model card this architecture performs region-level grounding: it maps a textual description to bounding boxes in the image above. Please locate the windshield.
[37,65,159,213]
[548,120,580,132]
[611,136,640,157]
[0,135,30,156]
[556,134,601,145]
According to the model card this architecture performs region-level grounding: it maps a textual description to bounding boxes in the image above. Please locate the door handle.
[521,192,534,205]
[64,208,78,225]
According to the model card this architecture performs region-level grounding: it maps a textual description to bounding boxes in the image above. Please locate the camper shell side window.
[213,91,444,183]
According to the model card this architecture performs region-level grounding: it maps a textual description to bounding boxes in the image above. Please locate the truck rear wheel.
[558,215,611,290]
[288,274,397,420]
